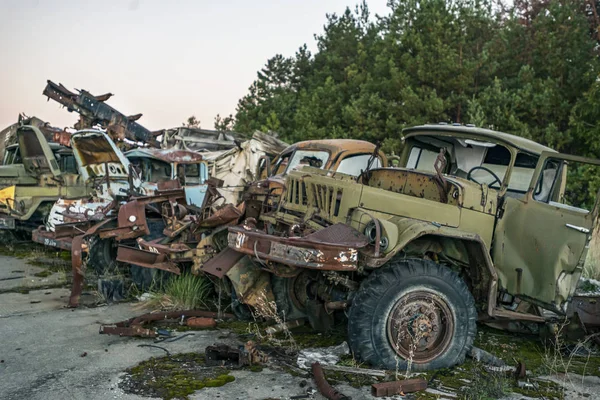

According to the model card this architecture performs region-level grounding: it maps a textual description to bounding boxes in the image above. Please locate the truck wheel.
[87,237,118,275]
[130,219,167,290]
[271,273,308,321]
[231,287,253,321]
[348,258,476,371]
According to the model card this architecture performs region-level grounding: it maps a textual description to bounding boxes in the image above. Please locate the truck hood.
[71,130,139,185]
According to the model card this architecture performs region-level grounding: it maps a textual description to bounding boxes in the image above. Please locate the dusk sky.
[0,0,389,132]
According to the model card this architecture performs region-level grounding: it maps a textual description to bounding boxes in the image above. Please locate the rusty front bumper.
[32,227,78,250]
[227,223,368,271]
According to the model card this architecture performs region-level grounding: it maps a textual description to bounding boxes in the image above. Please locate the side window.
[185,164,201,184]
[336,154,382,176]
[273,153,291,176]
[3,148,16,165]
[506,152,538,196]
[59,154,78,174]
[150,160,171,182]
[406,147,438,172]
[534,157,600,212]
[531,159,560,203]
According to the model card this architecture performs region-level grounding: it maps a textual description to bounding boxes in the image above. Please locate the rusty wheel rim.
[386,291,454,363]
[290,271,310,312]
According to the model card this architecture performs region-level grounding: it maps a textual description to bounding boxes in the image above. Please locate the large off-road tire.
[231,287,253,321]
[87,237,118,275]
[348,258,477,371]
[271,274,308,321]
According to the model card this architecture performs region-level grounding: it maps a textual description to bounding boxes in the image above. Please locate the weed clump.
[145,273,214,311]
[460,365,511,400]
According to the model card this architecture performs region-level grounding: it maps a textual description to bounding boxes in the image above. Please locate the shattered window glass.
[286,150,329,173]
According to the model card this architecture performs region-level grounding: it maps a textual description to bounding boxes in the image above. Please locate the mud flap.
[225,256,275,312]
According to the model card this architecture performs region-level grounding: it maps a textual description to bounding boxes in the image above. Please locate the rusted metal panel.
[567,295,600,329]
[225,255,275,309]
[32,228,74,250]
[200,247,244,278]
[116,245,181,274]
[197,204,242,228]
[111,199,149,239]
[371,379,427,397]
[69,234,85,308]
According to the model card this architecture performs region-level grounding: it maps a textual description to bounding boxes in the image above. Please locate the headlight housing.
[364,220,389,251]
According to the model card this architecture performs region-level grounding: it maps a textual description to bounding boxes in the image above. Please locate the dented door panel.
[493,152,600,312]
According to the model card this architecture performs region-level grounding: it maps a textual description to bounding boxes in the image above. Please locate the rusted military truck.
[221,123,600,371]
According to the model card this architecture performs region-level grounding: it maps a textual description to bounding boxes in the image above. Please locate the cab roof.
[282,139,376,155]
[124,148,204,164]
[403,124,557,155]
[6,142,66,151]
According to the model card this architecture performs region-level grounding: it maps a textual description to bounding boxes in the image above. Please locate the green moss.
[33,270,53,278]
[218,320,265,335]
[324,369,382,388]
[283,325,346,349]
[247,364,263,372]
[122,353,235,400]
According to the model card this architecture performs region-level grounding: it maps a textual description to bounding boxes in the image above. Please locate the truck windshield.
[406,137,544,196]
[286,150,330,173]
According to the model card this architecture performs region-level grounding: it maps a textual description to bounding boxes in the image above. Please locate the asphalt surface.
[0,254,599,400]
[0,255,370,400]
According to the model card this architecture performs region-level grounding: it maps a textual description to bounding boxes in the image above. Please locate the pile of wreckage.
[2,80,600,392]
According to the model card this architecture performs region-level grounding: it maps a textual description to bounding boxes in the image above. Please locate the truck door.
[492,152,599,313]
[17,126,62,178]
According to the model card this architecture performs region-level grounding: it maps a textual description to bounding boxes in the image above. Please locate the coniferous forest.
[231,0,600,206]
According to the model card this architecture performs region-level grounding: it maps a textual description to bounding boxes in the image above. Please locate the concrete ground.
[0,254,599,400]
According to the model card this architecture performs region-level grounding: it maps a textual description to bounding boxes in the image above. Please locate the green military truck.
[223,123,600,371]
[0,125,88,234]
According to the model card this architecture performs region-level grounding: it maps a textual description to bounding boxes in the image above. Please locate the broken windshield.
[286,150,330,173]
[406,136,542,196]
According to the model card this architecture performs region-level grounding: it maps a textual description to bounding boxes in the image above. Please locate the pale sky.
[0,0,389,132]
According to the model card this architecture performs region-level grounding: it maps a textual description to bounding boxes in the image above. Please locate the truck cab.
[0,125,87,232]
[245,139,388,218]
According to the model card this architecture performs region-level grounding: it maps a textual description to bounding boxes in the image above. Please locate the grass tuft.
[145,273,214,311]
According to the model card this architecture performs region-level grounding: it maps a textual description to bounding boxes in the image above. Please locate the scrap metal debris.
[205,342,268,368]
[43,80,157,145]
[468,346,506,367]
[311,362,350,400]
[205,344,250,367]
[186,317,217,328]
[371,378,427,397]
[320,365,387,378]
[100,310,232,338]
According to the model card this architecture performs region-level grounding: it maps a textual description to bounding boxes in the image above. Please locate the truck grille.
[285,176,344,219]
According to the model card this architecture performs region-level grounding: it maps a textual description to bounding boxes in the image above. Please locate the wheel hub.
[386,291,454,363]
